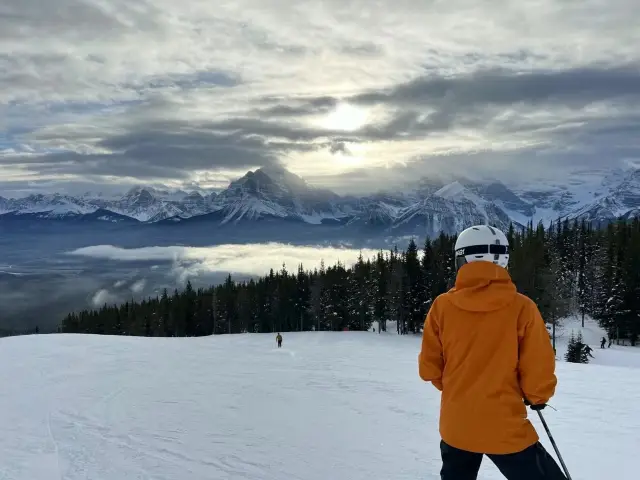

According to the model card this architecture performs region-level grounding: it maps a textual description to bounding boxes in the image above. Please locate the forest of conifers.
[60,218,640,345]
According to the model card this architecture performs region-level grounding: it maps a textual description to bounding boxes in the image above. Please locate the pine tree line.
[60,219,640,344]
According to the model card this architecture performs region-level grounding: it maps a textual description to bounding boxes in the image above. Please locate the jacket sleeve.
[418,298,444,391]
[518,299,557,405]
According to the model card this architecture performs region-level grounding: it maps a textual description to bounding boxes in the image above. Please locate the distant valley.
[1,165,638,331]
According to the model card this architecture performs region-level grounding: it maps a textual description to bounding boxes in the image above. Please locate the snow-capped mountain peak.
[562,168,640,223]
[1,166,638,235]
[214,167,345,224]
[434,181,466,199]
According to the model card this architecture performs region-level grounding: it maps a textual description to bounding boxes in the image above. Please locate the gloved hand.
[523,399,546,410]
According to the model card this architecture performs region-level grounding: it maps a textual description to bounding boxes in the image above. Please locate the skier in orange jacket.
[419,225,567,479]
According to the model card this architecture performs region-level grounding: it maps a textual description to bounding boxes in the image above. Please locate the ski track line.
[47,408,63,480]
[57,412,197,476]
[57,409,271,478]
[57,381,131,468]
[87,385,127,417]
[38,358,63,480]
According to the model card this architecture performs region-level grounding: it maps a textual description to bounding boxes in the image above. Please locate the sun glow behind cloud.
[317,103,369,132]
[1,0,640,196]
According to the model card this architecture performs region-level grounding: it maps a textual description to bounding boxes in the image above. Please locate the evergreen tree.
[56,218,640,348]
[373,251,389,333]
[565,333,581,363]
[565,331,589,364]
[404,238,424,334]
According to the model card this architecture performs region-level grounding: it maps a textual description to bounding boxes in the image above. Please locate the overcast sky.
[2,0,640,197]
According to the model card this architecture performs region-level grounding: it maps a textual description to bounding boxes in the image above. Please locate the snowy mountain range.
[1,165,638,237]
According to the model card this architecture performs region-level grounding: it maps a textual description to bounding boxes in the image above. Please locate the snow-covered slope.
[565,169,640,223]
[512,168,637,224]
[0,187,217,223]
[552,314,640,369]
[0,194,97,218]
[1,167,638,231]
[0,196,10,214]
[0,330,636,479]
[107,188,184,222]
[388,180,515,236]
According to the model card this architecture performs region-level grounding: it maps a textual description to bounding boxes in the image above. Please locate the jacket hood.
[447,261,517,312]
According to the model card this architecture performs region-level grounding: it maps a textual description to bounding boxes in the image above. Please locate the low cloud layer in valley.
[69,243,380,280]
[0,242,380,332]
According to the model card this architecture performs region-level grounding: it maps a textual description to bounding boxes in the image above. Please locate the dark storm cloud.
[254,96,338,117]
[328,142,351,155]
[350,65,640,109]
[6,61,640,186]
[2,151,195,180]
[2,83,365,180]
[124,70,241,92]
[1,126,283,179]
[255,65,640,143]
[309,145,612,195]
[205,118,336,142]
[3,121,360,180]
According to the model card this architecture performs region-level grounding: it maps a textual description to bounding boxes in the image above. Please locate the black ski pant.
[440,440,567,480]
[277,341,282,348]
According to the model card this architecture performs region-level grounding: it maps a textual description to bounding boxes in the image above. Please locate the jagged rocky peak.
[182,191,206,208]
[124,185,147,196]
[412,175,447,197]
[1,165,638,228]
[120,185,154,202]
[259,165,308,188]
[120,187,157,209]
[224,166,332,209]
[229,165,309,193]
[229,169,270,191]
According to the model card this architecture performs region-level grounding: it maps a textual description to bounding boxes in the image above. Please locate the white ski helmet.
[454,225,509,271]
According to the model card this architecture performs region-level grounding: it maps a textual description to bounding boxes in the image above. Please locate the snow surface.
[552,315,640,370]
[0,326,638,479]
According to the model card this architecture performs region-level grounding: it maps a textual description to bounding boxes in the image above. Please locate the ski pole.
[536,410,573,480]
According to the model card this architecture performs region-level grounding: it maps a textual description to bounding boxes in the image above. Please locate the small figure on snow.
[601,337,606,349]
[276,332,282,348]
[418,225,567,480]
[584,344,594,358]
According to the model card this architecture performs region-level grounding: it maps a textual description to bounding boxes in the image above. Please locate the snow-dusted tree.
[373,251,389,333]
[565,331,589,364]
[404,238,425,334]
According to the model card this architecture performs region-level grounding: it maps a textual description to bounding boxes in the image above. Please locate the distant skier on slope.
[418,225,567,480]
[601,336,607,349]
[584,344,594,358]
[276,333,282,348]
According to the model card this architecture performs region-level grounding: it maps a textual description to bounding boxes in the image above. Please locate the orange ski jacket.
[418,261,557,454]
